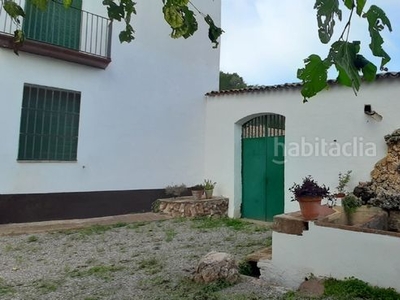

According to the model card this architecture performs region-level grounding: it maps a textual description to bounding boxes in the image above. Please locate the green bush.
[324,277,400,299]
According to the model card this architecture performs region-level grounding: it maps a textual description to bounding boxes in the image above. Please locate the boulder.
[298,278,325,298]
[193,251,239,283]
[353,129,400,211]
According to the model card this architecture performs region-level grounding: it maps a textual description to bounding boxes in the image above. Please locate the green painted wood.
[242,115,285,221]
[23,0,82,50]
[18,85,80,161]
[265,136,285,220]
[242,137,267,220]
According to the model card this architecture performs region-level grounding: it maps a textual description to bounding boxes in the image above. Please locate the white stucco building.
[1,0,399,228]
[205,75,400,292]
[0,0,220,223]
[205,74,400,220]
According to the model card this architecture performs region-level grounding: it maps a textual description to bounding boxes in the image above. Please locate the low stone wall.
[318,206,388,230]
[388,211,400,231]
[158,196,228,218]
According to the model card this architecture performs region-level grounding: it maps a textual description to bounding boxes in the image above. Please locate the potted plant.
[341,193,362,225]
[335,170,352,198]
[165,184,187,198]
[190,184,205,200]
[203,179,216,199]
[289,175,330,220]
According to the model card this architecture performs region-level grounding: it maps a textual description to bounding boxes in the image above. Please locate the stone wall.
[354,129,400,223]
[370,129,400,207]
[159,197,228,218]
[388,211,400,231]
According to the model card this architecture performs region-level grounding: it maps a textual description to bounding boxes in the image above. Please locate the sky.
[220,0,400,86]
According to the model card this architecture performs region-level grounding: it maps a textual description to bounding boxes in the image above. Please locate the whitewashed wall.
[0,0,220,194]
[259,223,400,292]
[205,78,400,217]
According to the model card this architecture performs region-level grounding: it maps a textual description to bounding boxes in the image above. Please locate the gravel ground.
[0,218,290,300]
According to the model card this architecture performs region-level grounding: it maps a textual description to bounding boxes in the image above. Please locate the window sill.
[0,34,111,69]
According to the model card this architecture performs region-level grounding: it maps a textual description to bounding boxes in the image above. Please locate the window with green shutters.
[23,0,83,50]
[18,84,81,161]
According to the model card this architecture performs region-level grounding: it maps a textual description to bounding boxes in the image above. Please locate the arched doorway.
[241,114,285,221]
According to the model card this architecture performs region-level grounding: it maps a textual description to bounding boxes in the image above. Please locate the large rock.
[353,129,400,211]
[298,278,325,298]
[388,211,400,231]
[193,251,239,283]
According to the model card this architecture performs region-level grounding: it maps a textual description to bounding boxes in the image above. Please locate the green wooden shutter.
[23,0,82,50]
[18,84,81,161]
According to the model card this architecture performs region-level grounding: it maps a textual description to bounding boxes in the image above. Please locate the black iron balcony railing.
[0,0,112,68]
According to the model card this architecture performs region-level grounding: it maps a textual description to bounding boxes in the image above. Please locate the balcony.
[0,0,112,69]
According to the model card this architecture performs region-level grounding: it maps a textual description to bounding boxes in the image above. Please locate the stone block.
[193,251,239,284]
[272,213,308,235]
[388,211,400,231]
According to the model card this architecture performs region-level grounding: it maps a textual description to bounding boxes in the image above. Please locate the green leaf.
[329,41,361,92]
[354,55,377,81]
[363,5,392,70]
[344,0,354,10]
[362,62,377,81]
[314,0,342,44]
[204,15,223,49]
[29,0,49,10]
[121,0,136,24]
[336,65,353,87]
[163,6,184,29]
[102,0,136,42]
[297,54,331,102]
[3,0,25,20]
[13,29,24,55]
[356,0,366,16]
[63,0,72,9]
[13,29,24,43]
[162,0,198,40]
[180,6,197,39]
[119,24,134,43]
[103,0,124,21]
[168,0,189,6]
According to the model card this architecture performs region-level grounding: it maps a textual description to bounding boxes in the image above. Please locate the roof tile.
[206,72,400,97]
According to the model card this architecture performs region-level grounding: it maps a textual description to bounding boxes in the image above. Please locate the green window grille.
[23,0,83,50]
[18,84,81,161]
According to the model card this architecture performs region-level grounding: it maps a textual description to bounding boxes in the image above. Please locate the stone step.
[246,247,272,262]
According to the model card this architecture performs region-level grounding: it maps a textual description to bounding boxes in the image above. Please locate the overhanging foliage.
[298,0,392,102]
[0,0,393,101]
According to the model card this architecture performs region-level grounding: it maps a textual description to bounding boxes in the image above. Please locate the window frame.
[17,83,81,162]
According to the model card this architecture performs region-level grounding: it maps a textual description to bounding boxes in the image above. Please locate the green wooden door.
[23,0,82,50]
[242,115,285,221]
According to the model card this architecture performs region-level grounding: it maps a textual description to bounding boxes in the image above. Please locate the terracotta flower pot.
[335,193,346,198]
[205,189,213,199]
[191,190,204,200]
[297,196,322,220]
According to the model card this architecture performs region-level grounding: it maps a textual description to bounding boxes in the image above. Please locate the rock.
[298,278,325,298]
[353,182,375,204]
[388,211,400,231]
[385,129,400,146]
[353,129,400,211]
[193,251,239,284]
